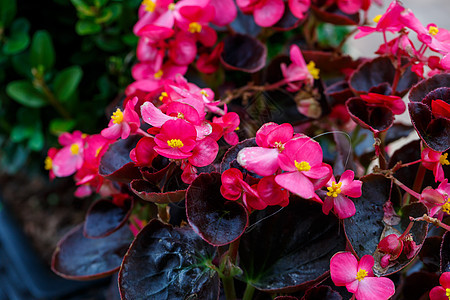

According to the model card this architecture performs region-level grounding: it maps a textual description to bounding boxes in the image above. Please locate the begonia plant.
[45,0,450,299]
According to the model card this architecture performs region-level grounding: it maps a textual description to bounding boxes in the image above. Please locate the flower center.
[154,69,163,79]
[168,3,175,10]
[200,89,209,97]
[327,181,342,198]
[274,141,285,152]
[189,22,202,33]
[373,14,382,23]
[159,91,168,101]
[429,26,439,36]
[142,0,156,12]
[70,143,80,155]
[295,160,311,172]
[167,139,184,148]
[446,288,450,299]
[111,108,124,124]
[355,269,368,281]
[442,201,450,214]
[440,153,450,165]
[177,112,185,119]
[306,61,320,79]
[44,156,53,170]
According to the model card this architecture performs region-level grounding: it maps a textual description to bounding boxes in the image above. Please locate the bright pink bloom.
[257,175,289,207]
[45,147,58,180]
[237,0,285,27]
[154,119,197,159]
[337,0,364,15]
[196,42,224,74]
[168,32,197,66]
[189,137,219,167]
[354,1,405,39]
[209,0,237,26]
[430,272,450,300]
[330,252,395,300]
[420,179,450,219]
[288,0,310,19]
[275,136,332,200]
[130,137,158,167]
[101,97,141,140]
[281,45,316,92]
[432,99,450,120]
[212,112,240,145]
[322,170,361,219]
[359,93,406,115]
[238,122,293,176]
[421,147,449,182]
[134,0,175,34]
[52,131,85,177]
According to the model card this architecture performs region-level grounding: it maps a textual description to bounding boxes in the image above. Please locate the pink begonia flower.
[432,99,450,120]
[212,112,240,145]
[134,0,175,34]
[288,0,310,20]
[237,0,285,27]
[421,147,449,182]
[168,32,197,66]
[189,137,219,167]
[196,42,224,74]
[322,170,362,219]
[132,60,188,82]
[330,252,395,300]
[220,168,267,211]
[275,136,332,200]
[154,119,197,159]
[420,179,450,220]
[141,100,202,128]
[354,1,405,39]
[130,137,158,167]
[281,45,318,92]
[44,147,58,180]
[337,0,364,15]
[430,272,450,300]
[209,0,237,26]
[101,97,141,140]
[359,93,406,115]
[52,131,85,177]
[238,122,294,176]
[257,175,289,207]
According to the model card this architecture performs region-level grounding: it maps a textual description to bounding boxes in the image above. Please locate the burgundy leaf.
[221,33,267,73]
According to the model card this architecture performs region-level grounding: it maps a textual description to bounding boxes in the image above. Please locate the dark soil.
[0,171,93,265]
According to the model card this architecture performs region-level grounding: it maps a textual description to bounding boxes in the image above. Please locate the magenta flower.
[359,93,406,115]
[238,122,294,176]
[52,131,85,177]
[212,112,240,145]
[421,147,449,182]
[275,136,332,200]
[322,170,362,219]
[154,119,197,159]
[130,137,158,167]
[288,0,310,20]
[209,0,237,26]
[237,0,285,27]
[420,179,450,220]
[257,175,289,207]
[430,272,450,300]
[280,45,318,92]
[101,97,141,140]
[44,147,58,180]
[330,252,395,300]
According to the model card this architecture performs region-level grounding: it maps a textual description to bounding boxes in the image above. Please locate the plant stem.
[412,163,426,194]
[228,238,241,264]
[410,214,450,231]
[157,204,169,223]
[243,283,255,300]
[33,76,72,119]
[222,276,237,300]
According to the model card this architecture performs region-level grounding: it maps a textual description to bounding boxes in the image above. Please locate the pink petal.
[275,171,315,199]
[237,147,280,176]
[224,131,239,146]
[101,123,122,140]
[330,252,358,286]
[333,195,356,219]
[120,122,131,140]
[197,26,217,47]
[141,102,175,127]
[256,122,279,147]
[289,44,307,68]
[356,276,395,300]
[257,175,289,206]
[210,0,237,26]
[337,0,362,15]
[154,145,192,159]
[291,138,323,167]
[429,286,448,300]
[253,0,285,27]
[189,137,218,167]
[288,0,310,19]
[166,101,201,125]
[358,255,375,277]
[265,123,294,146]
[440,272,450,288]
[303,164,331,179]
[322,196,334,215]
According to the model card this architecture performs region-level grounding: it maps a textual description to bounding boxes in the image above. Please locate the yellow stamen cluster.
[274,141,285,152]
[168,3,175,10]
[355,269,368,281]
[167,139,184,148]
[154,69,164,79]
[327,181,342,198]
[307,61,320,80]
[373,14,382,23]
[159,91,168,101]
[446,288,450,299]
[177,112,185,119]
[44,156,53,170]
[429,26,439,36]
[189,22,202,33]
[70,143,80,155]
[95,147,102,157]
[442,201,450,214]
[295,160,311,172]
[200,89,209,97]
[111,108,124,124]
[440,153,450,165]
[142,0,156,12]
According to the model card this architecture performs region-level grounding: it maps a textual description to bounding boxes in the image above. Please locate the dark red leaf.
[221,33,267,73]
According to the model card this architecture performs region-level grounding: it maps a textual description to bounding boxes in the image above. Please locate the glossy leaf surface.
[221,34,267,73]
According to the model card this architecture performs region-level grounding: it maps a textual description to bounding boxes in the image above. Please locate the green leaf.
[95,7,114,24]
[53,66,83,102]
[50,118,76,135]
[94,0,108,8]
[6,80,48,108]
[27,126,44,151]
[10,124,33,142]
[0,0,17,28]
[30,30,55,71]
[71,0,97,16]
[75,20,101,35]
[3,18,30,55]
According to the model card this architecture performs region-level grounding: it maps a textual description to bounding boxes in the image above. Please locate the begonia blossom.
[420,179,450,220]
[281,45,318,92]
[101,97,141,140]
[322,170,362,219]
[429,272,450,300]
[237,0,285,27]
[421,147,449,182]
[52,131,85,177]
[330,252,395,300]
[359,93,406,115]
[154,119,197,159]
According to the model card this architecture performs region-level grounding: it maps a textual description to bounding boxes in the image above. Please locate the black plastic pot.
[0,196,110,300]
